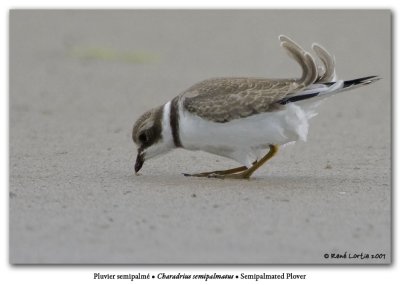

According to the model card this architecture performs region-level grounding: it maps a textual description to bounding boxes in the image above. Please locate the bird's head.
[132,105,172,174]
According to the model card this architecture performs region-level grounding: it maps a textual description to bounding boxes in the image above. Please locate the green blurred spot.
[70,47,159,64]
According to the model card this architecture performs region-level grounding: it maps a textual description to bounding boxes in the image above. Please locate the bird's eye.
[139,133,148,143]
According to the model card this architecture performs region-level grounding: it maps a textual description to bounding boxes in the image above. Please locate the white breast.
[179,102,316,166]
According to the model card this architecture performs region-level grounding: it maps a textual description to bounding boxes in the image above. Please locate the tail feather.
[342,75,380,88]
[278,76,380,105]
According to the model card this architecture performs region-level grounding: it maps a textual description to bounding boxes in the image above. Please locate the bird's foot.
[182,171,225,178]
[183,165,248,178]
[183,168,251,179]
[206,171,252,179]
[182,145,279,180]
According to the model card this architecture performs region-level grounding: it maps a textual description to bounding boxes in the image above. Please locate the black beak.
[135,149,145,174]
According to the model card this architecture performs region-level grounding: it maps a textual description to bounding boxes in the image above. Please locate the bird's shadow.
[129,172,350,193]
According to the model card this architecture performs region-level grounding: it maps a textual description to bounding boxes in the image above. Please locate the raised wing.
[181,35,336,123]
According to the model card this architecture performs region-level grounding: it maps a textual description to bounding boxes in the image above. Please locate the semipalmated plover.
[132,35,379,179]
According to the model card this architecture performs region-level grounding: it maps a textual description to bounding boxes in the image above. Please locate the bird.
[132,35,380,179]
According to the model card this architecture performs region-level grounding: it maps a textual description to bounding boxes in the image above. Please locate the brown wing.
[182,77,302,123]
[181,35,330,123]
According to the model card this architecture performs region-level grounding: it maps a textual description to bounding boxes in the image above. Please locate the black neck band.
[169,97,182,148]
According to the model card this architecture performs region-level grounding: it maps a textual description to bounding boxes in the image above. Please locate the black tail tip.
[343,75,381,88]
[362,75,381,83]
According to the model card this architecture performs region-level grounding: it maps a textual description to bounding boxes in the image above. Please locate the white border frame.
[2,1,396,284]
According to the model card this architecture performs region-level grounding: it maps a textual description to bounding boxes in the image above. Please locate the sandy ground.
[9,10,391,264]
